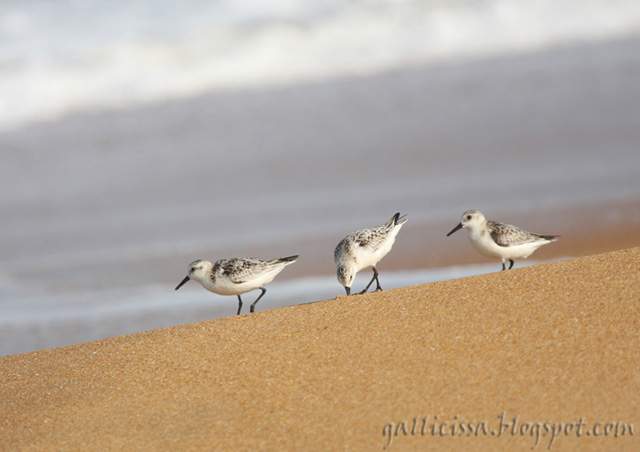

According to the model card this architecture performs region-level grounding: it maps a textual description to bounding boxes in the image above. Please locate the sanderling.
[175,255,298,315]
[334,212,407,296]
[447,210,558,270]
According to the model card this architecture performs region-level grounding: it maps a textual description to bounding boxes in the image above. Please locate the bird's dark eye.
[466,215,472,220]
[190,267,196,272]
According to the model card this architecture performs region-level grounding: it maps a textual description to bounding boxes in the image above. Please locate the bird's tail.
[277,255,299,264]
[391,212,408,226]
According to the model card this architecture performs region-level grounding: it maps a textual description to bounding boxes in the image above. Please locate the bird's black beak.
[345,286,351,296]
[175,276,190,290]
[447,222,463,237]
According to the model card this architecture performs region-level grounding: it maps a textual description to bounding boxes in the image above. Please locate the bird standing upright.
[447,210,558,270]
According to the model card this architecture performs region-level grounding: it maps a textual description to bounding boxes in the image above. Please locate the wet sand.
[1,247,638,451]
[394,198,640,272]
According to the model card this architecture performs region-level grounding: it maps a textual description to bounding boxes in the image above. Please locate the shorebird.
[334,212,407,296]
[447,210,558,270]
[175,255,298,315]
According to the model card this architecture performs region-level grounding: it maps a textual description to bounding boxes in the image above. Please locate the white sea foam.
[1,0,640,130]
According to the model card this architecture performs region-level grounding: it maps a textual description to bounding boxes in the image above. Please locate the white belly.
[469,231,546,261]
[201,269,281,296]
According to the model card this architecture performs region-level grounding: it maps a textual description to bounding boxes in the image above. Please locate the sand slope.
[1,248,639,451]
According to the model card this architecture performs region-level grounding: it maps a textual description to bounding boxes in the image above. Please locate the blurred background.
[2,0,640,355]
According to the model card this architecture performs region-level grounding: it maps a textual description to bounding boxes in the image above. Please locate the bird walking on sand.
[447,210,558,270]
[334,212,407,296]
[175,255,298,315]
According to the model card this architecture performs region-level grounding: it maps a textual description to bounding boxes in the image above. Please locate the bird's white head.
[460,210,486,228]
[175,259,213,290]
[337,264,356,296]
[447,210,486,236]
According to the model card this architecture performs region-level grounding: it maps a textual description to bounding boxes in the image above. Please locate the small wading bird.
[334,212,407,295]
[447,210,558,270]
[175,255,298,315]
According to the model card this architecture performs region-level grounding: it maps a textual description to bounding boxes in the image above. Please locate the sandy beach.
[1,247,638,451]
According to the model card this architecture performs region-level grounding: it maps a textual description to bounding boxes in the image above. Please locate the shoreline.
[1,203,638,357]
[1,197,638,357]
[1,247,638,450]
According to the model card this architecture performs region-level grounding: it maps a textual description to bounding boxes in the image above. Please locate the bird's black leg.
[502,261,506,271]
[250,287,267,313]
[508,259,515,270]
[359,272,376,294]
[360,267,382,294]
[373,267,383,291]
[236,295,243,315]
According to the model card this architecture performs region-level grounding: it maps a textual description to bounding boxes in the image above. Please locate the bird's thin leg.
[250,287,267,313]
[236,295,243,315]
[373,267,383,291]
[508,259,515,270]
[360,267,381,294]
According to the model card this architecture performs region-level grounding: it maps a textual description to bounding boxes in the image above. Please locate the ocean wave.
[1,0,640,131]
